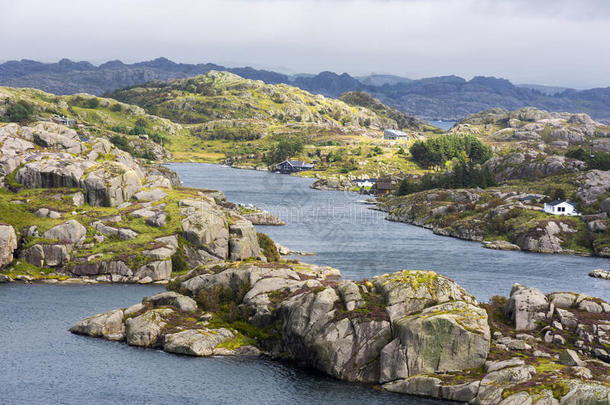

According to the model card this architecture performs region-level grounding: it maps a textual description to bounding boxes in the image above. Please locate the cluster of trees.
[263,136,304,165]
[397,161,497,196]
[410,134,493,169]
[566,147,610,171]
[70,96,100,109]
[1,101,34,122]
[206,127,262,141]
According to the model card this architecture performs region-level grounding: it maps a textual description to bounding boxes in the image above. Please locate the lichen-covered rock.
[69,309,125,341]
[0,224,17,267]
[560,380,610,404]
[505,283,549,331]
[383,301,490,379]
[181,205,229,259]
[83,161,142,207]
[372,270,477,320]
[163,328,234,356]
[125,308,173,347]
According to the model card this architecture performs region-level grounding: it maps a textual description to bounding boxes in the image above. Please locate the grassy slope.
[106,71,435,176]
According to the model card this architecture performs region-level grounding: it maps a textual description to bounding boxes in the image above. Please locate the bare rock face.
[577,170,610,206]
[83,161,142,207]
[163,328,234,356]
[513,220,576,254]
[20,243,71,267]
[147,291,197,312]
[228,218,261,261]
[277,287,392,383]
[69,309,125,341]
[134,260,172,281]
[0,224,17,267]
[505,284,549,331]
[372,270,477,321]
[125,308,174,347]
[15,157,95,189]
[385,301,490,379]
[181,200,230,259]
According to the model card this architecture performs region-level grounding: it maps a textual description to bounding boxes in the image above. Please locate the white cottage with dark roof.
[543,200,578,216]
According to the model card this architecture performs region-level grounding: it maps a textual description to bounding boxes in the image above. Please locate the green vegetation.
[397,161,496,196]
[257,233,280,262]
[566,147,610,170]
[410,134,493,169]
[263,136,305,165]
[1,100,34,123]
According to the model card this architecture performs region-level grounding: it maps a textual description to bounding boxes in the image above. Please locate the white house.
[354,179,374,188]
[543,200,579,216]
[384,129,409,140]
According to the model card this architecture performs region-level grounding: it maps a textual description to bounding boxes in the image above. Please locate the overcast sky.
[2,0,610,88]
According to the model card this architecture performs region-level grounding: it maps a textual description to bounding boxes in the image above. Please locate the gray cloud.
[1,0,609,88]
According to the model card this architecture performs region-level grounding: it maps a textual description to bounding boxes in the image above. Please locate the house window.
[558,206,565,213]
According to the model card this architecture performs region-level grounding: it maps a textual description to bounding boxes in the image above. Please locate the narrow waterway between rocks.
[169,163,610,302]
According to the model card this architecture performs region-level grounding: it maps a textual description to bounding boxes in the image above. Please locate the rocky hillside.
[0,122,265,283]
[70,264,610,403]
[454,107,610,155]
[377,171,610,258]
[106,70,413,132]
[0,86,186,160]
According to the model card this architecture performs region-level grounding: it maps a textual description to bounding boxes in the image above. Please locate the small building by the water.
[383,129,409,140]
[543,200,578,216]
[275,160,315,174]
[374,181,392,195]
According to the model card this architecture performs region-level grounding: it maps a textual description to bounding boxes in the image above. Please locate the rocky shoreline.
[375,185,610,258]
[70,263,610,404]
[0,122,265,284]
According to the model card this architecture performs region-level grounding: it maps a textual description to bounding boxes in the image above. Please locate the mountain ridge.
[2,57,610,123]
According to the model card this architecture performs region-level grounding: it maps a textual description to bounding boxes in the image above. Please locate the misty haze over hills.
[2,57,609,123]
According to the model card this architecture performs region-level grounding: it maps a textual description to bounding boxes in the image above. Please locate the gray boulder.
[383,301,490,379]
[228,219,261,261]
[83,161,142,207]
[505,283,549,331]
[134,260,172,281]
[42,220,86,244]
[125,308,173,347]
[163,328,234,356]
[182,209,229,259]
[0,224,17,267]
[69,309,125,341]
[147,292,198,312]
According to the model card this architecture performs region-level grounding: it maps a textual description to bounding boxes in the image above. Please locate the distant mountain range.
[1,57,609,123]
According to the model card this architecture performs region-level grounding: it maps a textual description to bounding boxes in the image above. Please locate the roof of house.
[547,200,574,207]
[384,129,407,136]
[376,182,392,189]
[279,160,314,168]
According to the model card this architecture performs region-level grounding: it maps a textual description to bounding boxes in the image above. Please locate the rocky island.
[70,262,610,404]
